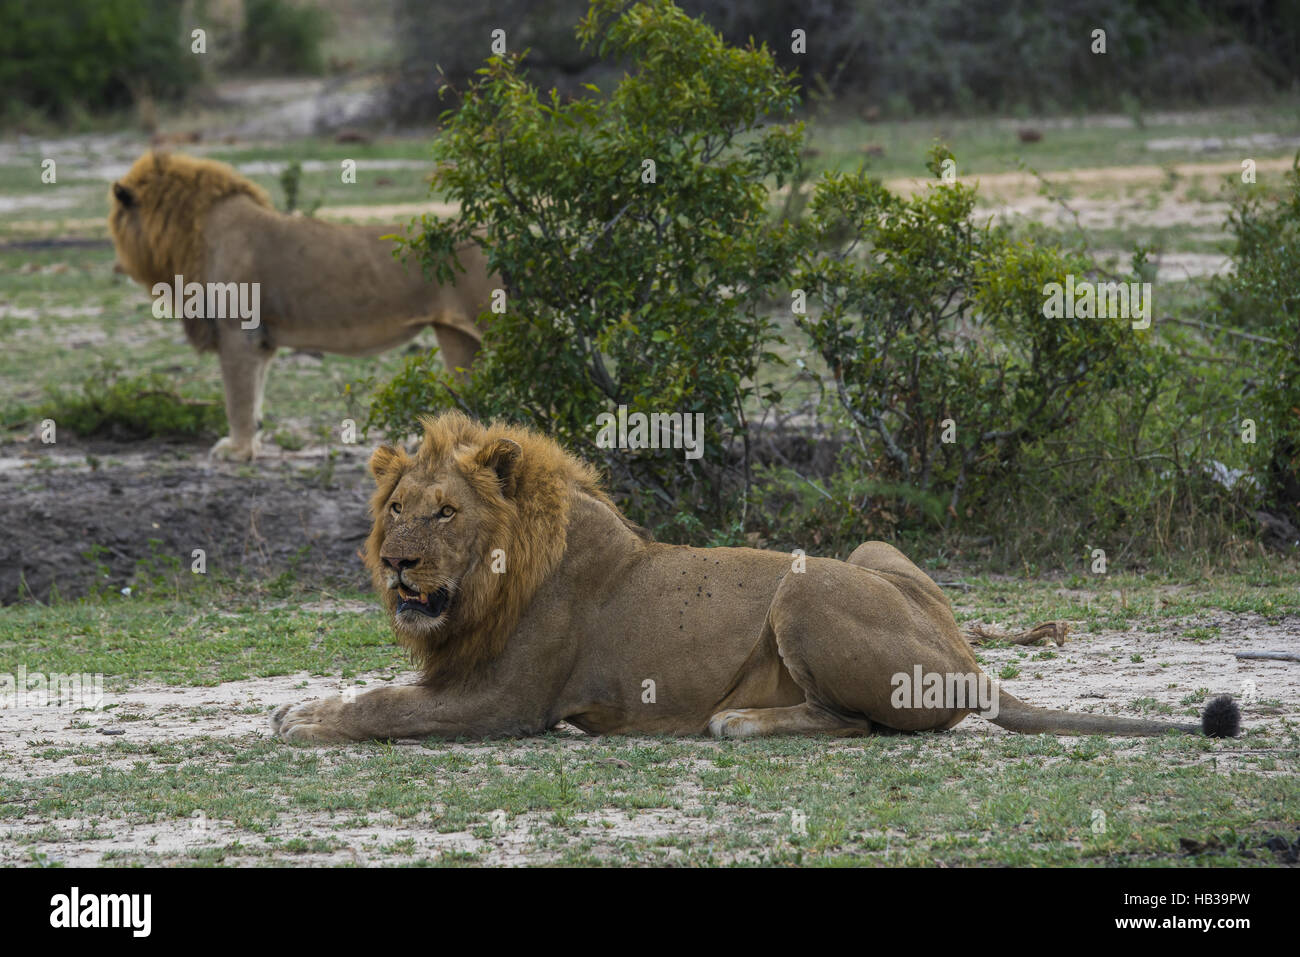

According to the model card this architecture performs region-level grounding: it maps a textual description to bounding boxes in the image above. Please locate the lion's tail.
[987,689,1240,737]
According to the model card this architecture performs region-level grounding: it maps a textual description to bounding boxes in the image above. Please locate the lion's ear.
[369,444,408,483]
[112,183,135,208]
[475,437,521,496]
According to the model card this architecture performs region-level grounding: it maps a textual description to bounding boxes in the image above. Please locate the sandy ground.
[0,613,1295,865]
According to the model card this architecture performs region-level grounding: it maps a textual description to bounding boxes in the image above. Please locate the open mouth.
[395,584,451,619]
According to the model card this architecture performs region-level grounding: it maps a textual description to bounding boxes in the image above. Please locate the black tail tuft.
[1201,695,1241,738]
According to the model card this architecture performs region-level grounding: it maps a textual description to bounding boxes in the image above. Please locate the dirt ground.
[1,614,1294,866]
[0,437,375,602]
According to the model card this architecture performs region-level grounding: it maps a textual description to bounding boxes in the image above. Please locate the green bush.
[239,0,331,75]
[792,147,1156,530]
[1216,156,1300,516]
[40,365,226,441]
[779,151,1272,563]
[0,0,199,118]
[371,0,1290,562]
[372,0,803,526]
[1218,158,1300,332]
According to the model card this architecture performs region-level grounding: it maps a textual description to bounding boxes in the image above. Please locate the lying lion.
[108,151,497,461]
[271,411,1242,744]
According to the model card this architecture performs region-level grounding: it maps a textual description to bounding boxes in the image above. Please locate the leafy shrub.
[371,0,803,526]
[979,349,1260,566]
[0,0,199,118]
[767,153,1275,563]
[239,0,331,75]
[792,147,1155,530]
[1216,156,1300,515]
[40,365,226,441]
[372,0,1292,563]
[1218,157,1300,331]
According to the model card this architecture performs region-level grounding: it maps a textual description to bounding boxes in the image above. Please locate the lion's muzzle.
[396,584,451,619]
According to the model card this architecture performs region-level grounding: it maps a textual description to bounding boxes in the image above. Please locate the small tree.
[793,148,1155,527]
[1217,156,1300,515]
[371,0,804,527]
[0,0,199,117]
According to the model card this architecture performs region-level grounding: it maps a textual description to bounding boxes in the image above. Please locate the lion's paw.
[271,698,354,745]
[210,434,262,462]
[708,709,762,739]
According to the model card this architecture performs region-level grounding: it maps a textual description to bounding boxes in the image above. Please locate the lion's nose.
[382,556,420,571]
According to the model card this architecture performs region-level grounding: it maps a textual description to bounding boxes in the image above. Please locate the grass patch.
[0,731,1294,866]
[39,363,226,441]
[0,590,401,687]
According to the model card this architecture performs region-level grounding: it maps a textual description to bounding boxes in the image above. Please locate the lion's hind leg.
[762,557,978,734]
[707,609,874,740]
[432,323,482,382]
[708,702,872,739]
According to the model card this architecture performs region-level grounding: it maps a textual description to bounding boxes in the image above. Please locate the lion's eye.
[389,501,402,515]
[438,505,456,520]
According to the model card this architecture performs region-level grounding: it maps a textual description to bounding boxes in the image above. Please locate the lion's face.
[374,465,480,637]
[365,434,522,646]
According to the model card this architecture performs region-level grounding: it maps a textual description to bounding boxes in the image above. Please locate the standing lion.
[108,151,497,461]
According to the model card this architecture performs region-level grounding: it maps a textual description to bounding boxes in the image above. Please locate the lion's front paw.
[708,709,761,739]
[210,434,262,462]
[271,697,356,745]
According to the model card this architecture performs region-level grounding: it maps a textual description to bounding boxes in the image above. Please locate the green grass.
[949,566,1300,630]
[0,589,402,687]
[0,728,1294,866]
[1,565,1294,689]
[38,365,228,440]
[0,564,1295,866]
[803,99,1300,181]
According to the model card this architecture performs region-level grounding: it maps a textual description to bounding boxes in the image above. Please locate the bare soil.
[0,437,375,602]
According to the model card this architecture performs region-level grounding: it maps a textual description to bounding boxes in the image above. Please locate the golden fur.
[363,412,643,685]
[109,152,272,353]
[108,151,498,461]
[271,413,1239,744]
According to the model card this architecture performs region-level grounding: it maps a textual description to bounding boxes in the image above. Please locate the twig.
[1019,164,1121,281]
[1234,651,1300,663]
[966,621,1070,647]
[1160,316,1280,346]
[577,200,634,254]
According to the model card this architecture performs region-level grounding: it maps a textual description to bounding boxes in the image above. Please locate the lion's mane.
[108,151,273,352]
[363,411,648,687]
